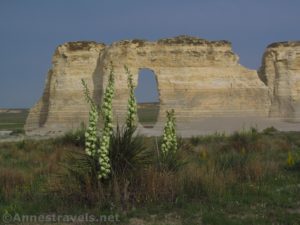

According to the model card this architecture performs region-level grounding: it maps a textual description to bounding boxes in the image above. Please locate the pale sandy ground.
[1,117,300,142]
[140,117,300,137]
[0,131,13,136]
[0,133,49,143]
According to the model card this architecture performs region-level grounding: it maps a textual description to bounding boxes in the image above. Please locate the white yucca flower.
[124,65,137,130]
[81,79,99,157]
[161,109,177,156]
[98,63,115,179]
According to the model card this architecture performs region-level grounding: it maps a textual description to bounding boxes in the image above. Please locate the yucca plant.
[98,63,115,179]
[158,109,185,171]
[161,109,178,156]
[62,149,100,189]
[109,125,152,206]
[50,149,106,206]
[110,125,152,178]
[124,65,138,131]
[107,66,151,206]
[120,66,152,178]
[55,64,154,208]
[81,79,100,157]
[81,63,116,180]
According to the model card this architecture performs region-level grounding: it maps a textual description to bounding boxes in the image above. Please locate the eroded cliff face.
[25,41,105,135]
[25,36,299,136]
[100,36,270,126]
[259,41,300,121]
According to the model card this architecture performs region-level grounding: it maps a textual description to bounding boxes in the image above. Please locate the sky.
[0,0,299,108]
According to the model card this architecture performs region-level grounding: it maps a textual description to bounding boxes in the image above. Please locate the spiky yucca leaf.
[109,125,152,178]
[60,150,100,186]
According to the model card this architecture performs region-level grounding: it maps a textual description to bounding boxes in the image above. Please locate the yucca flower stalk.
[125,65,137,130]
[161,109,177,156]
[98,63,115,179]
[81,79,99,157]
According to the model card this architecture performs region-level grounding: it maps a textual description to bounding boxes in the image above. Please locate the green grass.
[0,129,300,224]
[0,109,29,131]
[137,103,159,127]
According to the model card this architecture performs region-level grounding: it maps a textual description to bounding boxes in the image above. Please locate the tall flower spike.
[98,62,115,179]
[81,79,99,157]
[125,65,137,130]
[161,109,177,156]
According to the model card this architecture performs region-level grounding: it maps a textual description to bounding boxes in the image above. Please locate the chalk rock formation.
[102,36,270,124]
[25,42,105,134]
[26,36,300,136]
[259,41,300,121]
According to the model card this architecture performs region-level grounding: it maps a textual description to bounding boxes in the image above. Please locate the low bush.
[190,132,226,146]
[56,124,86,147]
[285,150,300,171]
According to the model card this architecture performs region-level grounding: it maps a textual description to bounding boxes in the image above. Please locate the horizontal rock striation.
[101,36,270,124]
[25,36,300,136]
[25,41,105,135]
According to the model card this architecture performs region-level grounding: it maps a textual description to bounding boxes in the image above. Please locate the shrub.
[109,125,152,206]
[0,169,28,201]
[48,149,105,206]
[285,151,300,171]
[262,126,278,135]
[190,132,226,146]
[215,150,249,175]
[227,128,259,152]
[109,125,152,178]
[190,136,202,146]
[9,128,25,136]
[58,124,86,147]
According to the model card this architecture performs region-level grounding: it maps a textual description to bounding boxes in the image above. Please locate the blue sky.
[0,0,299,108]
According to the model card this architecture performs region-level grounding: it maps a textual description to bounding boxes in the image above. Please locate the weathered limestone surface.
[259,41,300,121]
[25,42,105,135]
[101,37,270,124]
[25,36,300,136]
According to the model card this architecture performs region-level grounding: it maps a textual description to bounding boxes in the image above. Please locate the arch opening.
[135,68,160,128]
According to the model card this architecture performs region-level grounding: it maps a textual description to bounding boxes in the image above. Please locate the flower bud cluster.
[85,105,99,156]
[125,66,137,130]
[161,109,177,156]
[98,64,115,179]
[81,79,99,157]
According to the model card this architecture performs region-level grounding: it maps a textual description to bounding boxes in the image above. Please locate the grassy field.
[0,128,299,224]
[0,109,29,131]
[137,103,159,127]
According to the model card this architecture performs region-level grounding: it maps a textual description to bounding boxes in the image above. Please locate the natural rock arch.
[25,36,300,136]
[135,68,160,103]
[135,68,160,128]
